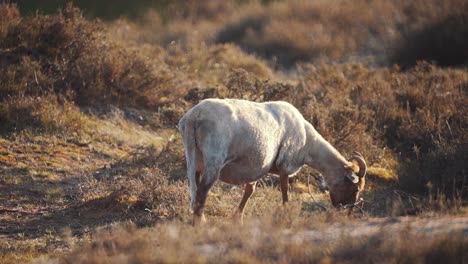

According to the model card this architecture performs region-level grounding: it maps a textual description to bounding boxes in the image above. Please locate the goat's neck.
[303,122,349,181]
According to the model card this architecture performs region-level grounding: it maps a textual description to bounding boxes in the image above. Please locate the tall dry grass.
[52,216,467,264]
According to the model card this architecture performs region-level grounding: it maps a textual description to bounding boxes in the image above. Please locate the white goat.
[178,98,367,224]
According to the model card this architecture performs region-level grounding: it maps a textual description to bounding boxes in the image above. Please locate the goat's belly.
[219,162,268,185]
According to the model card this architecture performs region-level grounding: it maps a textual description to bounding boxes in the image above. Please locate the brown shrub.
[159,0,236,22]
[0,3,278,121]
[0,95,93,135]
[215,0,468,67]
[215,0,395,67]
[294,63,468,198]
[212,68,294,102]
[0,4,191,110]
[79,147,189,222]
[0,3,20,39]
[171,61,467,199]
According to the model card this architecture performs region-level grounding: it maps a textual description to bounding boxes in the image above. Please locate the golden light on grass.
[366,167,399,181]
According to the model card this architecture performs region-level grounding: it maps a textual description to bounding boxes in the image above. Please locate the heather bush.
[295,63,468,198]
[0,4,190,111]
[215,0,468,67]
[78,147,189,222]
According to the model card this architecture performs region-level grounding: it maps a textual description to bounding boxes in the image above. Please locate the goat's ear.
[345,163,360,174]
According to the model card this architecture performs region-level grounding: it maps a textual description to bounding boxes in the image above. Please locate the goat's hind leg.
[232,182,256,224]
[192,166,219,226]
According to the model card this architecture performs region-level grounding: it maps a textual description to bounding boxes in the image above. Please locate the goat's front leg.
[232,182,256,224]
[280,174,289,204]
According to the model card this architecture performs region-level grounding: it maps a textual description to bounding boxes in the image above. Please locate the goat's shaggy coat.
[178,99,366,224]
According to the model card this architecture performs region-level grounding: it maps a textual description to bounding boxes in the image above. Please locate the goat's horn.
[350,151,367,178]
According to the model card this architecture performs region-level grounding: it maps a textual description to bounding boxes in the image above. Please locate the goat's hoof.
[231,213,244,225]
[192,214,207,226]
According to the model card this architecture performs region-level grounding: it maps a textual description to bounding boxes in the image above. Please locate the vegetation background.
[0,0,467,263]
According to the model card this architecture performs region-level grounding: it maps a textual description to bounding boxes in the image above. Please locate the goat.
[178,98,367,225]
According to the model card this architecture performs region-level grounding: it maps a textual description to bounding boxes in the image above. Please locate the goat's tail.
[178,116,198,212]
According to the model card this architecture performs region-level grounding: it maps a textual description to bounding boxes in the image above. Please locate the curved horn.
[349,151,367,178]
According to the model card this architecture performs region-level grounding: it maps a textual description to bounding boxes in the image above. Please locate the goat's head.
[329,151,367,207]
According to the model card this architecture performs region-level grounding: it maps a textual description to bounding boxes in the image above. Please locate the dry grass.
[48,214,467,264]
[1,1,468,263]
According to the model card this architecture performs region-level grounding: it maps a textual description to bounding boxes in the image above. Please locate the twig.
[339,198,365,209]
[393,190,421,201]
[339,198,366,215]
[0,207,24,214]
[0,207,44,215]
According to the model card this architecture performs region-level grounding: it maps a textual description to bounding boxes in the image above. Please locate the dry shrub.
[110,22,274,92]
[0,3,275,138]
[222,68,293,101]
[215,0,468,67]
[103,2,261,73]
[170,61,466,200]
[293,63,468,198]
[0,95,93,136]
[12,0,468,71]
[163,43,273,90]
[158,0,236,22]
[0,4,191,111]
[104,0,242,48]
[130,0,467,69]
[79,146,189,222]
[0,3,20,39]
[208,44,273,79]
[126,167,188,220]
[215,0,395,67]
